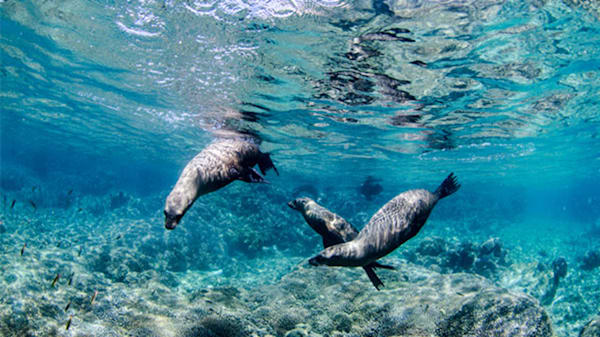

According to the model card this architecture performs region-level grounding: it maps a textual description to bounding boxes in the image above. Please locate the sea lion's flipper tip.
[363,266,384,290]
[239,168,266,183]
[258,152,279,176]
[371,262,395,270]
[435,172,460,199]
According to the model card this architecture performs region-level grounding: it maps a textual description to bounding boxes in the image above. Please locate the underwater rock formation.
[406,236,509,278]
[175,262,552,337]
[0,253,553,337]
[580,315,600,337]
[540,257,568,305]
[580,250,600,271]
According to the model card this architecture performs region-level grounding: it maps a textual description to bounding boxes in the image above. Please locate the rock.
[416,237,446,256]
[332,312,352,332]
[445,242,476,270]
[437,288,553,337]
[580,250,600,271]
[580,315,600,337]
[180,262,553,337]
[284,328,308,337]
[479,237,502,257]
[551,257,567,280]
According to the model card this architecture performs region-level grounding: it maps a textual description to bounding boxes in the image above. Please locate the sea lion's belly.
[358,190,436,262]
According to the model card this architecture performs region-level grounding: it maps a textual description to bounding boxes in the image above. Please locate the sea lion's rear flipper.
[434,172,460,199]
[238,168,267,183]
[370,262,395,270]
[363,265,384,290]
[258,152,279,176]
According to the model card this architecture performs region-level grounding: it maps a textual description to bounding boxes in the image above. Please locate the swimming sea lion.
[164,138,278,230]
[288,197,394,290]
[309,173,460,267]
[359,175,383,201]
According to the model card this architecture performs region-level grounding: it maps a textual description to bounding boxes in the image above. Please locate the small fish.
[51,273,60,287]
[77,208,83,212]
[28,200,37,210]
[68,272,74,286]
[90,290,98,305]
[10,200,16,209]
[64,300,71,311]
[67,189,73,196]
[78,246,83,257]
[56,241,61,248]
[65,315,72,330]
[115,234,122,240]
[20,243,26,256]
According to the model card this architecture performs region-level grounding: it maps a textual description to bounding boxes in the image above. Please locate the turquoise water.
[1,0,600,336]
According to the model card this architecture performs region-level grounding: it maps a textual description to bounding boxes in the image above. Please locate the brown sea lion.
[309,173,460,267]
[288,197,394,290]
[164,138,278,230]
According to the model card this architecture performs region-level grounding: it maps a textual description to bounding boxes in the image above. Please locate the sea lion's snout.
[309,255,326,266]
[164,210,181,230]
[288,198,309,211]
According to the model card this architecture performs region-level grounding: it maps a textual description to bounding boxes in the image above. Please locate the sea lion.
[164,138,278,230]
[309,173,460,267]
[359,176,383,201]
[288,197,394,290]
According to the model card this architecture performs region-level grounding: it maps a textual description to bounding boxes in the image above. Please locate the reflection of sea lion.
[288,197,394,290]
[310,173,460,267]
[164,138,278,230]
[359,176,383,201]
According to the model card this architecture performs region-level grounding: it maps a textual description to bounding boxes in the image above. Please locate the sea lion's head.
[308,246,345,266]
[164,191,190,230]
[287,197,312,211]
[164,209,183,230]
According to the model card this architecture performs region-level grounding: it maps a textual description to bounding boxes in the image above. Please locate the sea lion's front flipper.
[258,152,279,176]
[370,261,395,270]
[238,168,267,183]
[363,265,384,290]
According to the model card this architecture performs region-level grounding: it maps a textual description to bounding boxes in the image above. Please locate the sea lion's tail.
[434,173,460,199]
[258,152,279,176]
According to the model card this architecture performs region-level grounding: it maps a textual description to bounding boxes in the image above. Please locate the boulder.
[579,315,600,337]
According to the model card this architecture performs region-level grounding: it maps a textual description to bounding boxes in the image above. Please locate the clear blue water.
[1,1,600,336]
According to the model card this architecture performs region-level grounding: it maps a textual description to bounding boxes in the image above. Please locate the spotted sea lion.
[164,138,278,230]
[309,173,460,267]
[288,197,394,290]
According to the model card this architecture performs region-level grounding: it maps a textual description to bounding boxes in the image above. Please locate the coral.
[580,250,600,271]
